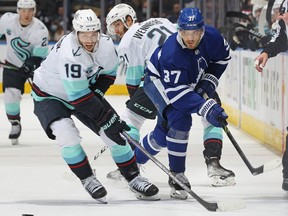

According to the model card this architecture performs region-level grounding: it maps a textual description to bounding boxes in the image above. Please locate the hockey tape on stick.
[222,125,281,175]
[121,131,246,212]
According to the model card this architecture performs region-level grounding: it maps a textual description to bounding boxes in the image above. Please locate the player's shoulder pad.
[203,25,225,45]
[1,12,15,20]
[33,17,48,32]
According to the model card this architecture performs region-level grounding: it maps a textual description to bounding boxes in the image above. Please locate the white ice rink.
[0,94,287,216]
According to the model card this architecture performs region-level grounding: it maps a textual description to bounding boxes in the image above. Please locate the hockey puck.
[22,214,34,216]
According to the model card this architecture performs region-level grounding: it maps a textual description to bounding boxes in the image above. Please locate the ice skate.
[106,168,124,181]
[81,174,107,203]
[107,164,146,181]
[206,157,236,187]
[168,172,191,200]
[128,175,160,201]
[282,177,288,191]
[9,120,21,145]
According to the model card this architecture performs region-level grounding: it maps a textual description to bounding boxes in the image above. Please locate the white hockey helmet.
[72,9,101,33]
[17,0,36,13]
[17,0,36,8]
[106,3,137,35]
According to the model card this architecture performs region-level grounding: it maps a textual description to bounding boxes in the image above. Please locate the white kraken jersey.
[32,32,118,103]
[0,12,49,67]
[117,18,177,87]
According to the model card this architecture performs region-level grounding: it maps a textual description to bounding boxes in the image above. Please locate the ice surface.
[0,95,287,216]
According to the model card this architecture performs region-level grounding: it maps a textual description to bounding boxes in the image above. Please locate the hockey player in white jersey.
[105,3,176,179]
[135,7,233,199]
[105,3,235,189]
[0,0,49,145]
[32,9,159,202]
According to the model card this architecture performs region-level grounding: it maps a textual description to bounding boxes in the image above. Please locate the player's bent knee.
[50,118,82,148]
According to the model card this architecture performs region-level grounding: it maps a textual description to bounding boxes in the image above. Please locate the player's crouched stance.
[134,7,234,200]
[31,9,159,202]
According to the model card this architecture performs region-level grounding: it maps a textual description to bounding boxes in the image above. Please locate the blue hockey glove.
[98,109,130,145]
[198,99,228,127]
[195,73,219,98]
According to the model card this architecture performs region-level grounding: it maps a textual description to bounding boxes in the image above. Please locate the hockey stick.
[222,125,281,175]
[121,131,246,212]
[93,145,108,160]
[0,61,19,70]
[63,145,108,181]
[226,11,254,25]
[0,61,33,87]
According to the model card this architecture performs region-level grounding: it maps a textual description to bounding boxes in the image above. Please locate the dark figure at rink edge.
[105,3,235,191]
[0,0,49,145]
[254,0,288,192]
[31,9,160,202]
[135,7,232,199]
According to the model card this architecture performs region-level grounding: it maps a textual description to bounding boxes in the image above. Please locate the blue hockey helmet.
[177,8,204,31]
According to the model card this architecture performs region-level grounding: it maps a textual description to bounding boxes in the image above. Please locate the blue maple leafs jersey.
[146,25,231,114]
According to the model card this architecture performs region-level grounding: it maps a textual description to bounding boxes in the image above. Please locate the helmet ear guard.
[177,7,204,31]
[106,3,137,35]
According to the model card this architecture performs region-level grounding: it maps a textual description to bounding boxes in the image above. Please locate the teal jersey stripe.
[32,46,49,58]
[31,91,75,110]
[62,79,90,101]
[126,65,145,86]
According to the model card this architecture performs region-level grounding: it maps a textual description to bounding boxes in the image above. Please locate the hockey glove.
[19,56,43,79]
[195,73,219,98]
[198,99,228,127]
[98,109,130,145]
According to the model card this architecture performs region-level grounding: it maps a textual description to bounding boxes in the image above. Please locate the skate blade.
[95,197,108,204]
[11,139,18,145]
[170,189,188,200]
[135,193,161,201]
[211,176,236,187]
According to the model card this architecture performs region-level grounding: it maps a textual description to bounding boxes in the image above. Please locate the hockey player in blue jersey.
[105,3,235,188]
[134,7,234,199]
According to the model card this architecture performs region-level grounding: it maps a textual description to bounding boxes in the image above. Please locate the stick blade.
[216,199,246,212]
[263,158,282,172]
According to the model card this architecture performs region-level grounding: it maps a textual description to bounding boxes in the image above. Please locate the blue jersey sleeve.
[204,27,231,79]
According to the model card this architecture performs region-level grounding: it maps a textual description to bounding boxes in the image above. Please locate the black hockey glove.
[19,56,43,79]
[195,73,219,98]
[198,99,228,127]
[98,109,130,145]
